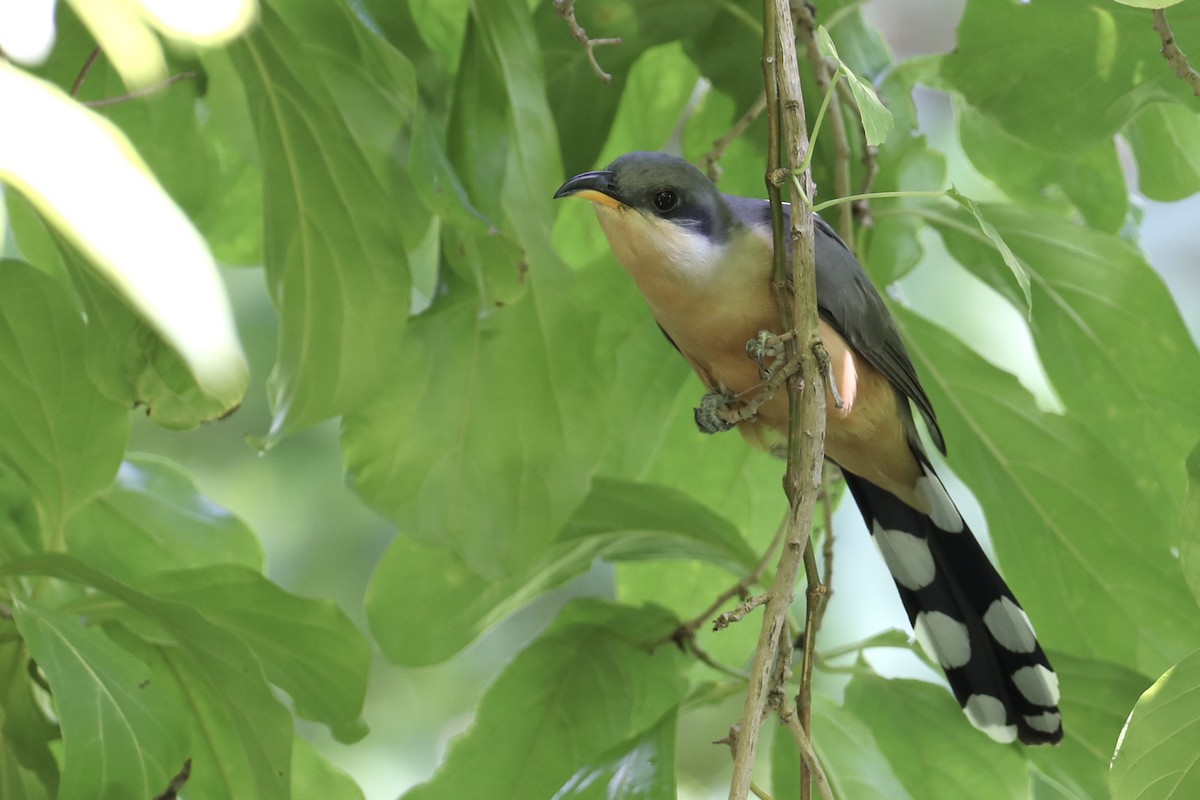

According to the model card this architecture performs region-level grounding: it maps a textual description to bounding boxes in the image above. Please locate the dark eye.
[653,190,678,212]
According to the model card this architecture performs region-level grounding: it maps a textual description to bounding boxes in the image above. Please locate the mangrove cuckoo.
[554,151,1062,745]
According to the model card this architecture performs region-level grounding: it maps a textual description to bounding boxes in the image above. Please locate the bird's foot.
[695,390,739,434]
[811,341,845,410]
[746,329,795,380]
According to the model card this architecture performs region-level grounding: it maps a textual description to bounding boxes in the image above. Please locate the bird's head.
[554,152,739,284]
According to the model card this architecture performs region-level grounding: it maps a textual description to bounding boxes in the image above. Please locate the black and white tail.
[842,452,1063,745]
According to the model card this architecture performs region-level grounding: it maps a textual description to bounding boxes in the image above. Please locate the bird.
[554,151,1062,745]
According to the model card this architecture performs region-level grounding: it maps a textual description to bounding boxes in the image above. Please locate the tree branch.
[553,0,622,84]
[1153,8,1200,96]
[726,0,828,797]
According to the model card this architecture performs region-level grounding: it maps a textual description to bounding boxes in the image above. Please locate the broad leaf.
[942,0,1200,153]
[66,455,263,581]
[2,554,295,799]
[0,62,248,402]
[771,692,914,800]
[844,675,1028,800]
[928,204,1200,515]
[1182,439,1200,606]
[552,711,677,800]
[1026,652,1151,800]
[0,261,127,530]
[230,2,412,439]
[1125,102,1200,202]
[13,600,189,800]
[946,188,1031,314]
[897,308,1199,676]
[956,102,1128,233]
[136,564,370,742]
[402,601,688,800]
[1110,649,1200,799]
[292,737,366,800]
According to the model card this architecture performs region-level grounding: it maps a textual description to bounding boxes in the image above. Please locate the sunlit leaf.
[1110,649,1200,799]
[13,600,189,800]
[0,62,248,403]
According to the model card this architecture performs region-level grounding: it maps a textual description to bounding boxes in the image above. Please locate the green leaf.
[0,260,127,530]
[1182,439,1200,606]
[230,2,412,439]
[364,476,759,667]
[561,478,759,571]
[1110,649,1200,799]
[537,0,719,170]
[1,554,294,799]
[66,455,262,581]
[1125,102,1200,202]
[0,62,248,402]
[1027,652,1152,800]
[292,737,366,800]
[928,204,1200,515]
[136,565,370,743]
[815,25,893,147]
[12,600,189,800]
[0,641,60,796]
[552,711,677,799]
[785,693,914,800]
[896,308,1200,676]
[956,101,1128,233]
[861,135,947,286]
[940,0,1200,153]
[945,189,1032,315]
[843,675,1028,799]
[401,601,688,800]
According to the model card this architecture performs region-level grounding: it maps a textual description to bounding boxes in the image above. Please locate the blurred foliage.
[0,0,1199,797]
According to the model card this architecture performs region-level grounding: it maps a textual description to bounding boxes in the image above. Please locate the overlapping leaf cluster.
[0,0,1198,797]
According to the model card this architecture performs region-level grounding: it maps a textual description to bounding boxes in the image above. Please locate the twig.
[71,46,102,97]
[153,758,192,800]
[1153,9,1200,96]
[668,514,788,642]
[83,71,199,108]
[726,0,828,798]
[713,594,769,631]
[854,144,880,229]
[702,91,769,181]
[553,0,622,83]
[794,5,853,242]
[779,701,834,800]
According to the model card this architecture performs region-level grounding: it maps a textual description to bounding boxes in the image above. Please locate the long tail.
[841,453,1063,745]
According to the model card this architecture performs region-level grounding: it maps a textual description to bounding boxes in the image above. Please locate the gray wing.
[725,195,946,455]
